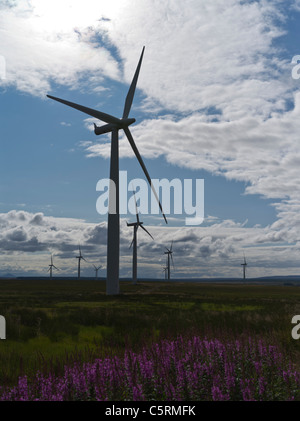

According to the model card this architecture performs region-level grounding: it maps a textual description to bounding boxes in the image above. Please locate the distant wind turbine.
[76,245,87,280]
[48,254,59,279]
[164,241,174,280]
[127,192,153,285]
[47,46,167,295]
[162,265,168,280]
[241,254,247,280]
[162,255,168,280]
[93,264,102,280]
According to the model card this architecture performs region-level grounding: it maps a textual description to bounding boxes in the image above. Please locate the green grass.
[0,279,300,386]
[200,303,263,311]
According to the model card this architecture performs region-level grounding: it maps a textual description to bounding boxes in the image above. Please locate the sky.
[1,0,300,279]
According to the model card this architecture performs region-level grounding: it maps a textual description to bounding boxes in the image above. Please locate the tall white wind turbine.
[127,193,153,285]
[48,254,59,279]
[93,264,102,280]
[241,254,247,280]
[164,241,174,280]
[47,47,167,295]
[76,245,87,280]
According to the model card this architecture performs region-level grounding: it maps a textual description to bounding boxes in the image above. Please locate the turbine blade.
[47,95,121,126]
[140,224,154,240]
[53,265,59,270]
[129,238,134,249]
[124,127,167,224]
[170,241,173,252]
[122,46,145,119]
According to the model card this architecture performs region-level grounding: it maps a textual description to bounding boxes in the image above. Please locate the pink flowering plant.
[0,335,299,401]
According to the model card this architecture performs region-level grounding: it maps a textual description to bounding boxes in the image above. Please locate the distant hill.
[1,275,298,286]
[0,273,15,278]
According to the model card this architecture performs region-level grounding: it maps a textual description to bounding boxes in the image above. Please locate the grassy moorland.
[0,279,299,398]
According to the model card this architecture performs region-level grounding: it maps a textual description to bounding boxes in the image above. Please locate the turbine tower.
[47,47,167,295]
[76,245,87,280]
[127,193,153,285]
[93,264,102,280]
[241,254,247,280]
[48,254,59,279]
[164,241,174,280]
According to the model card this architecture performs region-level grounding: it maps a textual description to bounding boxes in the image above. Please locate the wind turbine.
[93,264,102,280]
[127,192,153,285]
[47,46,167,295]
[164,241,174,280]
[48,254,59,279]
[162,265,168,280]
[162,255,168,280]
[76,245,87,280]
[241,254,247,280]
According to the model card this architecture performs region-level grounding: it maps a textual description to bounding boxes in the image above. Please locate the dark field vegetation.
[0,279,299,394]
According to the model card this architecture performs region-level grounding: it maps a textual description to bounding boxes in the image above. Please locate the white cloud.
[293,0,300,11]
[0,0,121,96]
[83,89,300,242]
[100,0,290,119]
[1,210,300,278]
[0,0,291,114]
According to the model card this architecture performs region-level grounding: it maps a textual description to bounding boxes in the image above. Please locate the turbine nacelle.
[121,118,136,126]
[94,118,136,136]
[127,221,143,227]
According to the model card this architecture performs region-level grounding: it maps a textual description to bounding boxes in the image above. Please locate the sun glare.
[29,0,121,33]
